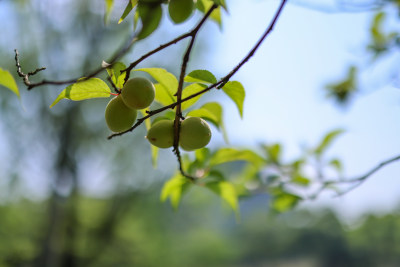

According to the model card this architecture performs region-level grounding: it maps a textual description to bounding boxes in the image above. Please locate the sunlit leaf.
[272,193,302,212]
[118,0,138,24]
[184,70,217,84]
[104,0,114,25]
[196,0,222,27]
[106,62,127,89]
[187,102,222,129]
[142,110,158,168]
[210,148,264,167]
[0,68,19,98]
[291,175,310,186]
[181,83,208,110]
[135,68,178,98]
[50,78,110,108]
[137,3,162,39]
[206,181,239,213]
[315,129,345,156]
[222,81,245,118]
[160,174,190,209]
[263,143,281,163]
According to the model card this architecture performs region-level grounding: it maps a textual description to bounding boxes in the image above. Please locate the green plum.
[146,120,175,148]
[105,95,138,132]
[168,0,194,24]
[179,117,211,151]
[121,77,155,109]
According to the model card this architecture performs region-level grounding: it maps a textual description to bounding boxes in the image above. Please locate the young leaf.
[137,3,162,39]
[291,175,310,186]
[210,148,265,167]
[222,81,245,118]
[263,143,281,163]
[106,62,127,89]
[315,129,345,156]
[181,83,208,110]
[104,0,114,25]
[160,174,190,210]
[0,68,19,98]
[206,181,239,213]
[142,110,158,168]
[50,78,110,108]
[184,70,217,84]
[154,83,175,106]
[118,0,138,24]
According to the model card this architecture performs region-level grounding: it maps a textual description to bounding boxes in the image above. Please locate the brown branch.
[15,35,138,90]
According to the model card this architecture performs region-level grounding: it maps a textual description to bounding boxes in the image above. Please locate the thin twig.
[15,35,138,90]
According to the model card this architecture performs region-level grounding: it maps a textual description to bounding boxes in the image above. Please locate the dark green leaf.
[118,0,138,24]
[184,70,217,84]
[222,81,245,118]
[0,68,19,98]
[50,78,110,108]
[137,3,162,39]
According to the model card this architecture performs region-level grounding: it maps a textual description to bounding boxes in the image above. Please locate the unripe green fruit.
[121,77,155,109]
[105,95,138,132]
[146,120,175,148]
[168,0,194,24]
[179,117,211,151]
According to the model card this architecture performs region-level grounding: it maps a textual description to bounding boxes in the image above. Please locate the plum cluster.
[105,77,211,151]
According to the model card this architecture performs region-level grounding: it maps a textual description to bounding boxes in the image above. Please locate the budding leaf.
[50,78,110,108]
[160,174,190,210]
[185,70,217,84]
[118,0,138,24]
[181,83,208,110]
[222,81,245,118]
[106,62,127,89]
[0,68,19,98]
[206,181,239,213]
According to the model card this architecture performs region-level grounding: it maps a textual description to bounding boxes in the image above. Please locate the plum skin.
[146,120,175,148]
[105,95,138,132]
[179,117,211,151]
[121,77,155,110]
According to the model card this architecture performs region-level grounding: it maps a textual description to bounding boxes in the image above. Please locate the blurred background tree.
[0,0,399,266]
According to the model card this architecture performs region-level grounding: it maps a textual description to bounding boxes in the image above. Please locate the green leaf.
[50,78,110,108]
[154,83,175,105]
[135,68,178,97]
[137,3,162,39]
[0,68,19,98]
[142,110,158,168]
[196,0,222,27]
[291,175,310,186]
[105,62,127,89]
[206,181,239,213]
[184,70,217,84]
[315,129,345,156]
[272,193,302,212]
[222,81,245,118]
[329,158,342,173]
[104,0,114,25]
[181,83,208,110]
[187,102,222,129]
[160,174,190,210]
[210,148,264,167]
[118,0,138,24]
[264,143,281,163]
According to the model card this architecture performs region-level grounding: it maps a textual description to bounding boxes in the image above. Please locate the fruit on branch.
[105,95,138,132]
[121,77,155,109]
[146,120,175,148]
[179,117,211,151]
[168,0,194,24]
